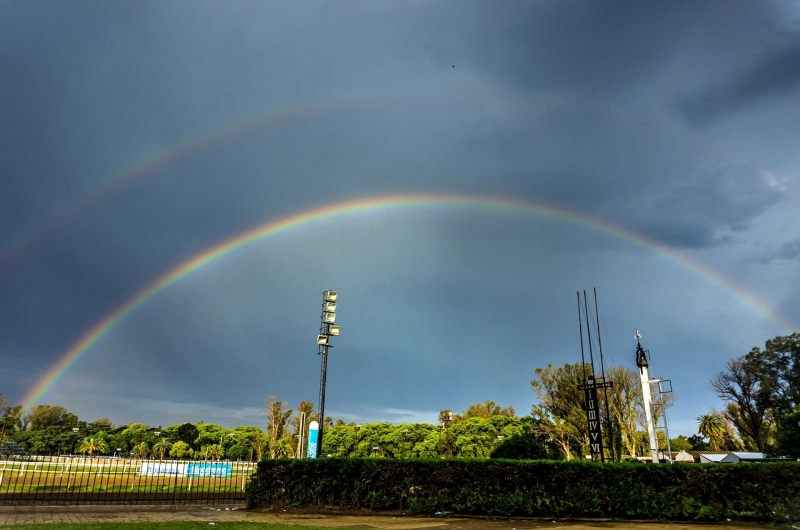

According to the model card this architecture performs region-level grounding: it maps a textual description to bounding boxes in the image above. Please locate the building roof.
[686,450,726,457]
[699,453,728,463]
[720,452,786,463]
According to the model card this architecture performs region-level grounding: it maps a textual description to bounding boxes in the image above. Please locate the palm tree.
[151,439,173,460]
[697,413,726,451]
[205,443,224,461]
[76,437,108,457]
[131,442,149,459]
[272,437,293,459]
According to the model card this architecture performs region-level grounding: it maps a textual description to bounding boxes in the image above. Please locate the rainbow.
[0,100,346,269]
[0,89,458,269]
[19,193,795,409]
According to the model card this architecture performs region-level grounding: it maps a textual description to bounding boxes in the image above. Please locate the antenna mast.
[593,288,615,462]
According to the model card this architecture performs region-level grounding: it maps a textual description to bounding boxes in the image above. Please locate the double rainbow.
[19,193,795,410]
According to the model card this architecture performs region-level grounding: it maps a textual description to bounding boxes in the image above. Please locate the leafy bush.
[247,459,800,521]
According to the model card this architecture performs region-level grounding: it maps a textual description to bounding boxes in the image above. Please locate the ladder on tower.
[648,370,674,464]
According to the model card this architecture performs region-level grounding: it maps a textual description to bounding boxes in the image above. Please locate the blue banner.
[306,421,319,459]
[185,463,232,478]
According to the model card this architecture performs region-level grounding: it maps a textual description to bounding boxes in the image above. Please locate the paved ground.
[0,510,769,528]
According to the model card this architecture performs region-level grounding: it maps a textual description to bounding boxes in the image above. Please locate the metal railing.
[0,455,255,506]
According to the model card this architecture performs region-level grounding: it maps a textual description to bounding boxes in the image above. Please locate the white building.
[719,452,784,463]
[699,453,727,463]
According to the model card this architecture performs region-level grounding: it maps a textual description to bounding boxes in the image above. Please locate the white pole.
[639,365,660,463]
[635,331,660,464]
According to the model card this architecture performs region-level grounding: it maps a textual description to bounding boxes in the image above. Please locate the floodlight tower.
[316,290,340,457]
[634,330,660,464]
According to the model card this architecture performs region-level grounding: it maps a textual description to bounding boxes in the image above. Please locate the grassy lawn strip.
[0,521,346,530]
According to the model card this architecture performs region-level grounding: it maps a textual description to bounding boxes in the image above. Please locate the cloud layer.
[0,0,798,436]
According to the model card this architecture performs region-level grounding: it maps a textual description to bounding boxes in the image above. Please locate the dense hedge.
[246,459,800,521]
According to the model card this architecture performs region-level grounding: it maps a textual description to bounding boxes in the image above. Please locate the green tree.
[458,400,515,421]
[195,424,229,449]
[29,405,72,431]
[669,435,692,451]
[77,436,108,457]
[116,423,154,450]
[697,412,726,451]
[151,439,173,459]
[250,428,267,461]
[745,333,799,417]
[162,423,200,449]
[0,400,22,447]
[318,424,357,457]
[414,430,442,458]
[272,437,293,458]
[204,443,224,460]
[490,434,548,460]
[687,434,709,450]
[773,407,800,459]
[263,397,293,457]
[87,418,114,433]
[132,442,149,458]
[450,417,501,458]
[711,357,771,451]
[169,441,194,458]
[531,362,589,460]
[605,366,643,458]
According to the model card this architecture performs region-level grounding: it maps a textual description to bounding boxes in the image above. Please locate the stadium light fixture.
[316,289,341,458]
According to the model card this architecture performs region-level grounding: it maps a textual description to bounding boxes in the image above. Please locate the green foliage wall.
[247,459,800,521]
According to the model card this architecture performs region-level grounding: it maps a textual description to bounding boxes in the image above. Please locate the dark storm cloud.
[462,1,698,95]
[675,41,800,128]
[636,165,786,248]
[760,239,800,264]
[0,0,797,433]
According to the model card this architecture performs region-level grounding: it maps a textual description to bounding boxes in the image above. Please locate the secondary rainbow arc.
[0,88,483,269]
[19,193,795,410]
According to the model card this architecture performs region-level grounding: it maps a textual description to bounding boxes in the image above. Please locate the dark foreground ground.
[0,509,772,528]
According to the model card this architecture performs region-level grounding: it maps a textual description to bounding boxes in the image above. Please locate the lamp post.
[315,289,340,457]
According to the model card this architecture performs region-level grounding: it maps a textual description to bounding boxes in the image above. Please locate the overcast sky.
[1,0,799,436]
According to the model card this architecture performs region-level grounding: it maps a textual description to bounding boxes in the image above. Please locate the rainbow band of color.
[20,193,795,409]
[0,89,481,268]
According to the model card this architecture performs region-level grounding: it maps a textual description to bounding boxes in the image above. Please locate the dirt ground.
[0,509,772,528]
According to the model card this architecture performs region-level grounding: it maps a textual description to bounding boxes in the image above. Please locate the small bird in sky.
[452,65,455,68]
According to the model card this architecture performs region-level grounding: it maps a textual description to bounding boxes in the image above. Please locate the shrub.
[246,459,800,521]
